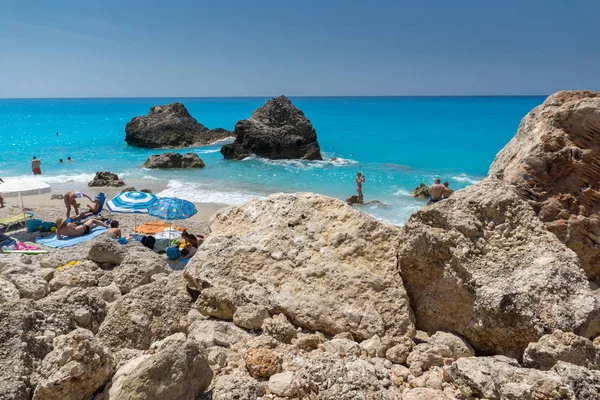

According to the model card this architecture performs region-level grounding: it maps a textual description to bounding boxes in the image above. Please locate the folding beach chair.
[0,212,34,232]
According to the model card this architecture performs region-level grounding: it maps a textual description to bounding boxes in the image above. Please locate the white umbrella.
[0,179,51,219]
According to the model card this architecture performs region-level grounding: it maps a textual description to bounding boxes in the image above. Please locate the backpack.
[141,235,156,250]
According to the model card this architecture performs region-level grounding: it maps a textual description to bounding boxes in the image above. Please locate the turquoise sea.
[0,96,544,225]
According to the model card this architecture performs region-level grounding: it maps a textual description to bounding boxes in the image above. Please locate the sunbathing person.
[181,234,199,260]
[56,217,108,239]
[64,190,93,218]
[107,220,122,239]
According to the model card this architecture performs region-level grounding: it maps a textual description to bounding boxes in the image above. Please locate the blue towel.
[36,227,108,248]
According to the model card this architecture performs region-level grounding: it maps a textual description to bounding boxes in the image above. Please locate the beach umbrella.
[147,197,197,220]
[106,191,158,228]
[1,179,51,219]
[148,197,197,241]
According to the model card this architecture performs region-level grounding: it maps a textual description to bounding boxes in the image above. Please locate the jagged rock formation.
[88,171,125,187]
[221,96,322,160]
[412,183,430,198]
[488,90,600,283]
[143,152,205,169]
[184,193,415,341]
[398,180,600,358]
[125,102,232,148]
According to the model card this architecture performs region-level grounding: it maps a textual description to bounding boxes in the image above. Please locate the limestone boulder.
[88,237,125,266]
[398,180,600,357]
[143,152,206,168]
[184,193,415,341]
[210,374,266,400]
[104,333,212,400]
[4,272,48,300]
[0,301,37,400]
[0,277,20,303]
[244,347,280,378]
[88,171,125,187]
[428,331,475,359]
[188,319,252,349]
[523,330,600,370]
[403,388,452,400]
[125,102,232,148]
[48,260,104,291]
[232,303,270,330]
[221,96,322,160]
[32,328,114,400]
[261,313,297,344]
[552,361,600,400]
[98,273,191,351]
[488,90,600,283]
[112,243,171,294]
[448,355,578,399]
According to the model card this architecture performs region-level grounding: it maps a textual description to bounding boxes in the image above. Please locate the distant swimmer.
[59,159,64,163]
[56,132,59,136]
[356,172,366,204]
[31,156,42,175]
[67,156,72,161]
[428,178,453,204]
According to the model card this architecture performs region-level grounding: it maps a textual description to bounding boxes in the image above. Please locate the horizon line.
[0,94,550,100]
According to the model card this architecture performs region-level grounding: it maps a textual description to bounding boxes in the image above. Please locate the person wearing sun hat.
[55,217,109,239]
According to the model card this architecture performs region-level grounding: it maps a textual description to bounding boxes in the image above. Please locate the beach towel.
[135,221,186,235]
[36,227,108,248]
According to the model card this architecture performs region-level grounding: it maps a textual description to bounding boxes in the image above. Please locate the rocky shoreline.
[1,91,600,400]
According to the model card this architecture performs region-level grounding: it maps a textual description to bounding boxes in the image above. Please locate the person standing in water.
[356,172,366,204]
[31,156,42,175]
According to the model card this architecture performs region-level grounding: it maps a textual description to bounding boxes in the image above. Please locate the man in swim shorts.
[31,156,42,175]
[356,172,366,204]
[55,217,108,239]
[428,178,453,204]
[0,177,4,208]
[64,190,93,218]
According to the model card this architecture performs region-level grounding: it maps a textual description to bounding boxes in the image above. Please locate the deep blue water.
[0,96,544,225]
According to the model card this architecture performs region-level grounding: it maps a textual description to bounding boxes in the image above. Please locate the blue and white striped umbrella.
[106,191,158,214]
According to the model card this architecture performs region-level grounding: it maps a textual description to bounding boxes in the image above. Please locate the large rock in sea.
[125,102,232,148]
[398,180,600,358]
[488,90,600,283]
[144,152,205,169]
[184,193,415,341]
[220,96,323,160]
[88,171,125,187]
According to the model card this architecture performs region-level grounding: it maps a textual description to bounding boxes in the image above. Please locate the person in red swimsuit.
[31,156,42,175]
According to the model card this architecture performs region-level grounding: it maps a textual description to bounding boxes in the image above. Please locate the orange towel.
[135,221,186,234]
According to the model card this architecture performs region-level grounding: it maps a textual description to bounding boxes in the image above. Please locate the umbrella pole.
[20,192,26,221]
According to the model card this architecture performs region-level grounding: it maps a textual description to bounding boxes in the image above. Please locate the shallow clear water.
[0,96,544,225]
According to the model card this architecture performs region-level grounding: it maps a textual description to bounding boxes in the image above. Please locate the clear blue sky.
[1,0,599,97]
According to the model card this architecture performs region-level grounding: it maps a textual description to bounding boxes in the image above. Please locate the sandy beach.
[0,185,226,266]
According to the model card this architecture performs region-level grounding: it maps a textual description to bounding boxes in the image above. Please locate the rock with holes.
[104,333,212,400]
[523,330,600,370]
[398,180,600,358]
[144,152,206,168]
[31,328,114,400]
[244,347,280,378]
[0,277,20,303]
[97,273,191,351]
[4,272,48,300]
[184,193,415,342]
[488,90,600,283]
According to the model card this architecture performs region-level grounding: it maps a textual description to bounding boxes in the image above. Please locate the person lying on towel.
[55,217,108,239]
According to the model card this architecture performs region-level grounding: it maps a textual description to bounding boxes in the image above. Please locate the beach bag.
[27,219,43,232]
[166,246,180,260]
[141,235,156,250]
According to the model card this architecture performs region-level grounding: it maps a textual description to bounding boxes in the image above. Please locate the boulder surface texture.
[88,171,125,187]
[184,192,414,341]
[125,102,232,148]
[488,90,600,283]
[221,96,322,160]
[398,180,600,358]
